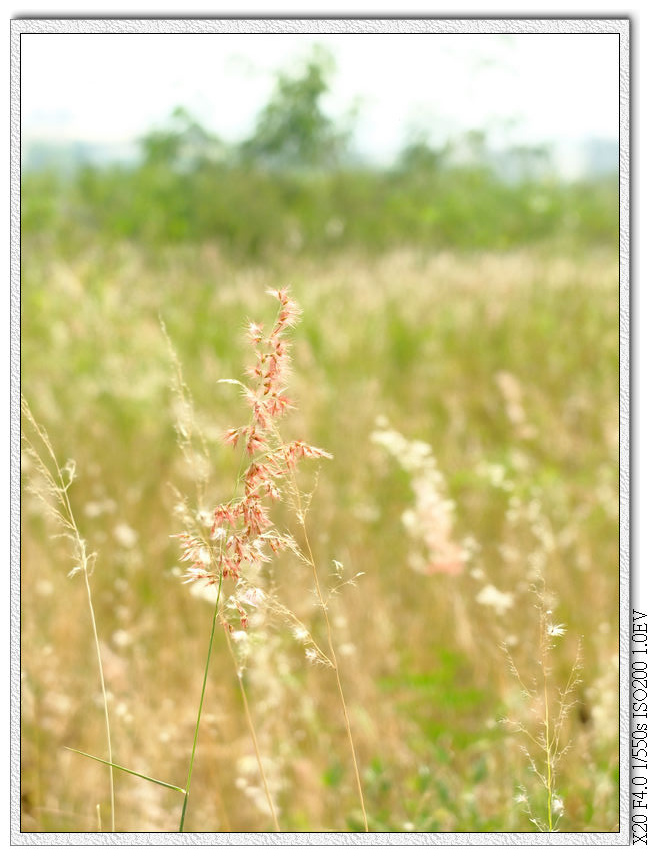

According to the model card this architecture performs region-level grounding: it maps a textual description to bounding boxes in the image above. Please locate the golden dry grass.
[21,244,619,832]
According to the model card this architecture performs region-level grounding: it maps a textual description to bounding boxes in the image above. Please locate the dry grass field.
[20,243,619,833]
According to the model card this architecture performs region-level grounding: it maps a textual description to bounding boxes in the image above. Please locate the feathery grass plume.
[21,396,116,832]
[500,583,582,831]
[371,418,467,577]
[173,288,330,592]
[173,287,368,831]
[370,419,480,656]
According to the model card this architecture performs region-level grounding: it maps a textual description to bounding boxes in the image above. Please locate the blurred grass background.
[20,47,620,833]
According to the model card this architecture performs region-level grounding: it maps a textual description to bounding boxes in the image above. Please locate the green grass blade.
[65,747,186,794]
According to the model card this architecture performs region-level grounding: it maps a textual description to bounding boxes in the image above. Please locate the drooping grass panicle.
[160,316,212,509]
[21,395,116,832]
[371,418,466,577]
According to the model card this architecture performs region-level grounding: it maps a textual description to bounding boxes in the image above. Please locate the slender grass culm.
[21,396,116,832]
[162,321,278,830]
[501,584,582,832]
[172,287,368,831]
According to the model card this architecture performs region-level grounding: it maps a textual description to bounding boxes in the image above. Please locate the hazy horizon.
[21,31,620,174]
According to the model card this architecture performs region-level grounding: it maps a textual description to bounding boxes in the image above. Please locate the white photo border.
[10,15,631,847]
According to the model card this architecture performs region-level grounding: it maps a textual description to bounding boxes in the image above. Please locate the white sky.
[21,32,620,160]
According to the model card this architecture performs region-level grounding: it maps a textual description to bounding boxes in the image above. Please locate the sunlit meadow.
[20,234,619,832]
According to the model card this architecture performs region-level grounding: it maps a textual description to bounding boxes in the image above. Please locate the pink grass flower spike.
[175,287,331,591]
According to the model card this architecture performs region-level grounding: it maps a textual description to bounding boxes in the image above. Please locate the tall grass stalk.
[178,584,222,832]
[288,471,369,831]
[502,586,582,832]
[166,325,280,831]
[172,288,368,830]
[21,396,116,832]
[224,630,281,830]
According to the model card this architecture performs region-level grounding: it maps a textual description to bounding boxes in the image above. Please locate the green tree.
[396,132,448,176]
[240,46,351,171]
[139,106,225,171]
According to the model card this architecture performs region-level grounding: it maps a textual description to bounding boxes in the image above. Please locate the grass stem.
[225,631,281,830]
[292,479,369,832]
[22,397,116,831]
[179,577,223,832]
